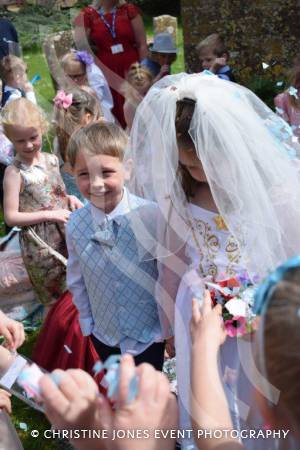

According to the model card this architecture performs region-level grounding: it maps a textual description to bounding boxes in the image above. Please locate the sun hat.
[150,32,177,54]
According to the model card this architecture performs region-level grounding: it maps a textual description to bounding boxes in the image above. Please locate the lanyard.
[98,7,117,40]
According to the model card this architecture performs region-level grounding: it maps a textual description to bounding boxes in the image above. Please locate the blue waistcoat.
[67,202,161,346]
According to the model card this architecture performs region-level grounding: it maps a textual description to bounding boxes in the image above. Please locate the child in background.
[190,257,300,450]
[1,98,82,307]
[129,73,300,450]
[60,50,114,122]
[66,121,166,370]
[0,55,37,107]
[53,87,102,202]
[196,33,235,81]
[122,62,153,130]
[274,59,300,142]
[141,32,177,83]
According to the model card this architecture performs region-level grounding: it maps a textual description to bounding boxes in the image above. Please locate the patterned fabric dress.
[13,153,68,305]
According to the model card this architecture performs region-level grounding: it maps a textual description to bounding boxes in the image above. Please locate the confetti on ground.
[19,422,28,431]
[64,345,72,354]
[262,62,269,70]
[276,81,284,87]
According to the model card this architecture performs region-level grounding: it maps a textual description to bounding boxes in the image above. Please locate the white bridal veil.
[128,72,300,280]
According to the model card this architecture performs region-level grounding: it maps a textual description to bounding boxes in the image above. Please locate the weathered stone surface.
[181,0,300,83]
[43,30,74,90]
[153,15,178,43]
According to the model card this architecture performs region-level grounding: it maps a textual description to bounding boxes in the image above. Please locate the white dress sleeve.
[87,63,115,122]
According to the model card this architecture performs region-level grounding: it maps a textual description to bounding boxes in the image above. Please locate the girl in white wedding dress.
[129,73,300,450]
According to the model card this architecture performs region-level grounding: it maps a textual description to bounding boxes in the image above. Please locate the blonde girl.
[60,50,114,122]
[2,98,82,306]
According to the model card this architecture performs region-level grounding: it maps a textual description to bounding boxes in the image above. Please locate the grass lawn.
[0,8,184,449]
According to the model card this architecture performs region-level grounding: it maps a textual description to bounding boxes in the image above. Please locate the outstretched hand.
[190,290,226,350]
[98,354,178,450]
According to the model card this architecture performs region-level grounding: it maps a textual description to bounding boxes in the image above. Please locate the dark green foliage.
[132,0,181,16]
[246,77,286,110]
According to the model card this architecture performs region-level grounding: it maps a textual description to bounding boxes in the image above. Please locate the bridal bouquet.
[205,272,257,337]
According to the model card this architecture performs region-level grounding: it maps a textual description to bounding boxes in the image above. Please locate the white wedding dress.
[175,203,296,450]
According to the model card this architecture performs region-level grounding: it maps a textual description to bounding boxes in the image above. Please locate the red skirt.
[32,291,104,389]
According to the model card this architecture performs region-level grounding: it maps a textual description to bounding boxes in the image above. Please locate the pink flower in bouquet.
[224,316,247,337]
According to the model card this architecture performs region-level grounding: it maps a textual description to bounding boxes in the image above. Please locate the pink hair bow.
[53,90,73,109]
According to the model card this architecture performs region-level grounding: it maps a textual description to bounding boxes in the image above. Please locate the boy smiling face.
[74,150,130,213]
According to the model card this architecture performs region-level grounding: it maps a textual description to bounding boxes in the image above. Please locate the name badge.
[111,44,124,54]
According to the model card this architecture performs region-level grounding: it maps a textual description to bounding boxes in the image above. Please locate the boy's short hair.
[0,55,26,82]
[196,33,229,58]
[68,121,128,167]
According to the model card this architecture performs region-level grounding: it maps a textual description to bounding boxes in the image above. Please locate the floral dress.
[13,153,69,305]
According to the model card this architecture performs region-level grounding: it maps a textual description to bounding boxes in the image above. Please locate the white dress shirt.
[87,63,115,122]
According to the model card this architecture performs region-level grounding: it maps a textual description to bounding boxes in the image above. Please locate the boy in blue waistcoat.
[66,121,169,370]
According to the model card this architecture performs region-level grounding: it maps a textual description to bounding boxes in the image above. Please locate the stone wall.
[181,0,300,83]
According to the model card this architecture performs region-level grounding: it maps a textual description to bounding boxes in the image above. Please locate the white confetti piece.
[19,422,28,431]
[262,62,269,70]
[64,345,72,354]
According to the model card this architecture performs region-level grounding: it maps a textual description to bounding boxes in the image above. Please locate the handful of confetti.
[17,363,44,401]
[93,355,139,405]
[204,273,257,337]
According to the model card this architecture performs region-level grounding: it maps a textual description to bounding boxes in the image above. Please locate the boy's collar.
[90,188,129,226]
[218,65,230,74]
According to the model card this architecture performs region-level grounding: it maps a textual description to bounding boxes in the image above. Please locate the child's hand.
[210,57,227,73]
[47,209,71,224]
[0,389,12,414]
[40,369,102,432]
[99,354,177,450]
[190,290,226,351]
[23,81,34,93]
[68,195,83,211]
[159,64,170,77]
[0,310,25,351]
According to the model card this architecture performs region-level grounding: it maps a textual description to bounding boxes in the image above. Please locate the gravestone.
[43,30,74,90]
[181,0,300,83]
[153,15,177,44]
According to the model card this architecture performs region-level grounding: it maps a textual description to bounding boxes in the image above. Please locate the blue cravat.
[91,218,118,248]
